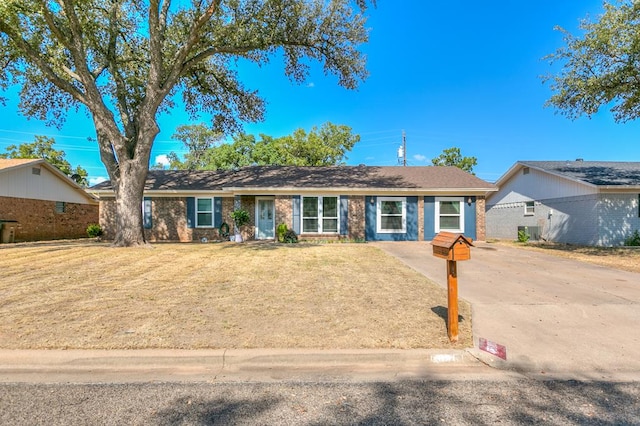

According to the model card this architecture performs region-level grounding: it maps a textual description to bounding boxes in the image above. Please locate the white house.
[486,160,640,246]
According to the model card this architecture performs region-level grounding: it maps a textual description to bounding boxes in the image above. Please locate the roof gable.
[0,158,97,203]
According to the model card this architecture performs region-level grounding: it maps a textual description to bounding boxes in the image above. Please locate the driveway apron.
[373,242,640,380]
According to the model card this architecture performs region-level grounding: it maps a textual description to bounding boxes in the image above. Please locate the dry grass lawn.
[0,241,472,350]
[494,240,640,273]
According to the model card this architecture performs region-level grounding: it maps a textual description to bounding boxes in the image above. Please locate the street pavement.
[374,241,640,381]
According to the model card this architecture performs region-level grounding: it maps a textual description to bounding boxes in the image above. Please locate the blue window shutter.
[292,196,301,234]
[214,197,222,227]
[339,196,348,236]
[187,197,195,228]
[143,197,152,229]
[424,196,435,240]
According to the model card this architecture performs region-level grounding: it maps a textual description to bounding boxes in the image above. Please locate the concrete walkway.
[374,241,640,381]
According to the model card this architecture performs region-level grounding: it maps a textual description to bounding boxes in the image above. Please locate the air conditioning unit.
[517,226,541,241]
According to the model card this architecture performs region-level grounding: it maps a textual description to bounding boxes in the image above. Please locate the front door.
[256,198,275,240]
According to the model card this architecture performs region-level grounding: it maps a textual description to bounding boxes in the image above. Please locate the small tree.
[431,147,477,174]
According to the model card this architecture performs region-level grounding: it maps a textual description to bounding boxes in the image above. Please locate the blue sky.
[2,1,639,185]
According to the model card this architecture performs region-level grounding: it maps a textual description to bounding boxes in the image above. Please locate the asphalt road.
[2,379,639,425]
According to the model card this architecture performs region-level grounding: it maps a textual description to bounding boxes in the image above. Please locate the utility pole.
[397,130,407,166]
[402,130,406,166]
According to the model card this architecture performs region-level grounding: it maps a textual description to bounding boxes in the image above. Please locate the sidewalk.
[374,241,640,381]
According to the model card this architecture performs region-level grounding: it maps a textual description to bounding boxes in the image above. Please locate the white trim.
[524,200,535,216]
[195,197,214,228]
[435,197,465,233]
[376,197,407,233]
[301,195,340,234]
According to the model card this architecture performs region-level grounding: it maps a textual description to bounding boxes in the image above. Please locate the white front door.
[256,198,275,240]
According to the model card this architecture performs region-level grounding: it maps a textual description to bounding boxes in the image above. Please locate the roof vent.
[576,158,584,162]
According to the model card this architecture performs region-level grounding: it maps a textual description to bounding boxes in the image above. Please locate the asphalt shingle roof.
[91,166,496,192]
[522,161,640,186]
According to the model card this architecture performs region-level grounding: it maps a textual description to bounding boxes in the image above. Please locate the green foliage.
[86,224,103,238]
[0,136,88,185]
[431,147,477,174]
[282,229,299,244]
[517,229,530,243]
[277,223,288,243]
[230,209,250,230]
[169,124,224,170]
[544,1,640,122]
[624,230,640,246]
[168,122,360,170]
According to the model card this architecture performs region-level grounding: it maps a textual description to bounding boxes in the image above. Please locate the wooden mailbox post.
[431,231,474,342]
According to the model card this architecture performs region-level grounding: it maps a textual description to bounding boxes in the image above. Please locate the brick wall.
[475,196,486,241]
[0,196,98,242]
[347,196,366,240]
[100,196,240,242]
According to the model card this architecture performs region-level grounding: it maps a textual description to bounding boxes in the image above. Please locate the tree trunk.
[112,161,149,247]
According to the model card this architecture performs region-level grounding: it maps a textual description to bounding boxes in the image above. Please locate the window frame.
[195,197,214,228]
[55,201,66,214]
[434,197,465,233]
[524,201,535,216]
[301,196,339,234]
[376,197,407,234]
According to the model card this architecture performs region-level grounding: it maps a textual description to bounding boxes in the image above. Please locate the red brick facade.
[0,196,98,242]
[98,195,488,242]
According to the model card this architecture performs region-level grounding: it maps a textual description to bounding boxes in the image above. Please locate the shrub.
[282,229,298,243]
[230,209,250,229]
[624,229,640,246]
[517,228,530,243]
[86,224,103,238]
[276,223,288,243]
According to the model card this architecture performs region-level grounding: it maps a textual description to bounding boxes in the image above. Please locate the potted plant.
[230,208,250,242]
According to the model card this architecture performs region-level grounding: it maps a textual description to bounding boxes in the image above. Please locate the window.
[524,201,535,216]
[196,198,213,227]
[142,198,152,229]
[55,201,66,214]
[435,197,464,233]
[377,197,406,233]
[302,196,338,233]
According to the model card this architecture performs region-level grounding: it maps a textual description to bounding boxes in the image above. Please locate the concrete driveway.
[374,241,640,380]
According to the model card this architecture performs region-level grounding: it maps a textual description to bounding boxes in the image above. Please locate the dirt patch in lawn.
[493,240,640,273]
[0,242,471,350]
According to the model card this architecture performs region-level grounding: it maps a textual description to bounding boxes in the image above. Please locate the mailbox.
[431,231,474,261]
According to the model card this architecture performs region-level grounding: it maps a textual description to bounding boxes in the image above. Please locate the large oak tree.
[0,0,370,246]
[545,1,640,122]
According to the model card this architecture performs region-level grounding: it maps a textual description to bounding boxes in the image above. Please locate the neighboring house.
[486,160,640,246]
[0,158,99,242]
[91,166,496,242]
